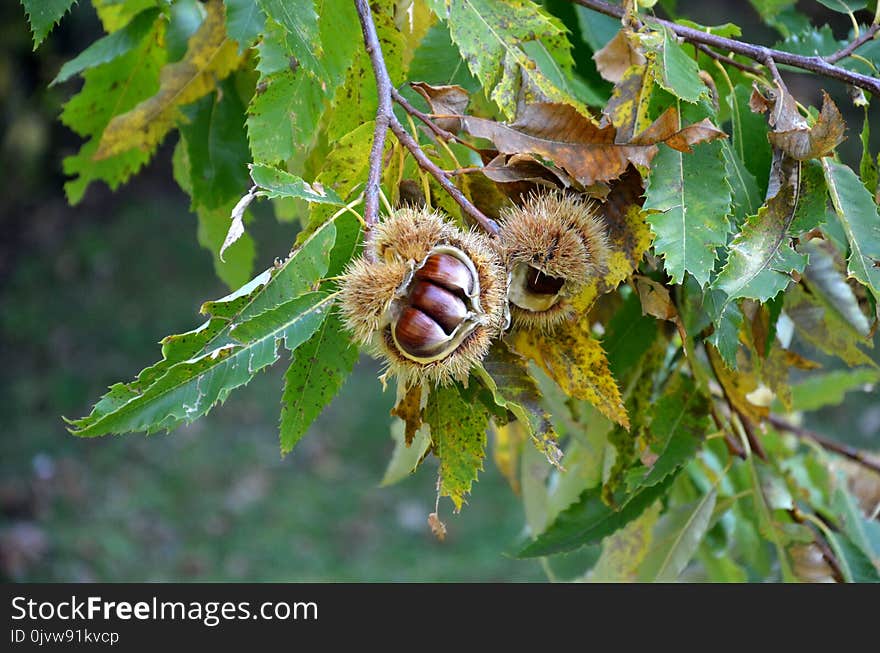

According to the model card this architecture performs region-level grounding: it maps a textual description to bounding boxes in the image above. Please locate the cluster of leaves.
[27,0,880,580]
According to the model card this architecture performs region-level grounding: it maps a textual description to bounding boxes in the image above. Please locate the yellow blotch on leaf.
[94,0,241,160]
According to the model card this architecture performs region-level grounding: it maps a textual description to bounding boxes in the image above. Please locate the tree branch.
[768,415,880,475]
[825,23,880,64]
[353,1,499,239]
[571,0,880,96]
[354,0,393,256]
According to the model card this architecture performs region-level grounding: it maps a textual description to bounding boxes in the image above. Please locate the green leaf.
[644,104,731,286]
[173,136,255,289]
[251,164,345,204]
[825,530,880,583]
[789,368,880,411]
[224,0,267,49]
[815,0,868,12]
[831,479,879,560]
[408,22,480,91]
[647,25,706,103]
[588,502,662,582]
[627,375,709,490]
[574,4,619,52]
[180,82,252,210]
[21,0,75,49]
[68,217,340,437]
[775,24,841,59]
[280,312,357,455]
[477,342,563,469]
[638,490,717,581]
[861,110,879,197]
[257,0,321,74]
[801,239,871,338]
[60,18,166,204]
[822,159,880,301]
[440,0,585,119]
[602,290,658,382]
[425,383,491,512]
[731,83,772,196]
[52,8,161,85]
[518,472,680,558]
[381,420,433,487]
[713,164,807,303]
[721,140,761,225]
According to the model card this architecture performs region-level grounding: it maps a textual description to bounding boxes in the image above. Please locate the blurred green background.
[1,1,877,582]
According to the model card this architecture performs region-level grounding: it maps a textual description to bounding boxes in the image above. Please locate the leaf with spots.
[510,317,629,429]
[60,16,166,204]
[391,384,423,446]
[224,0,267,50]
[476,342,563,469]
[425,383,490,512]
[280,313,358,455]
[439,0,585,119]
[94,0,242,160]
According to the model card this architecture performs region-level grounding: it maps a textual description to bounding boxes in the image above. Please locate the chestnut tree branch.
[572,0,880,96]
[768,415,880,475]
[825,23,880,64]
[353,0,499,238]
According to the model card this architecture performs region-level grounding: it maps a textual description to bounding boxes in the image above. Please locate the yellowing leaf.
[511,320,629,429]
[492,420,527,494]
[391,383,423,446]
[95,0,242,160]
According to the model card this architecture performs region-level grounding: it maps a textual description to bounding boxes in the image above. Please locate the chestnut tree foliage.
[25,0,880,581]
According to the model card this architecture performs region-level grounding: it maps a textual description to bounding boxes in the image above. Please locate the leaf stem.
[571,0,880,96]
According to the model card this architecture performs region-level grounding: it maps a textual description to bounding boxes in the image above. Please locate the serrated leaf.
[408,22,480,91]
[638,490,717,581]
[714,160,807,303]
[821,159,880,302]
[95,0,242,160]
[627,375,709,490]
[721,139,761,224]
[391,384,423,446]
[477,342,562,469]
[60,18,166,204]
[645,25,706,103]
[767,92,845,161]
[280,312,357,455]
[68,217,340,437]
[603,290,658,382]
[381,420,433,487]
[705,288,744,369]
[21,0,75,49]
[439,0,585,119]
[731,83,772,196]
[52,7,161,85]
[258,0,320,71]
[511,319,629,429]
[251,164,345,204]
[425,383,490,512]
[518,472,679,557]
[224,0,267,49]
[644,103,731,285]
[860,110,878,197]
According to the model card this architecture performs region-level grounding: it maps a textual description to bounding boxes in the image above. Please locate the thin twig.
[390,87,482,154]
[571,0,880,96]
[354,0,393,256]
[390,120,500,235]
[354,2,499,238]
[768,415,880,475]
[693,42,761,75]
[826,22,880,64]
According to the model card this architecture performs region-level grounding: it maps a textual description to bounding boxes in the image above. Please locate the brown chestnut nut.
[499,191,610,330]
[338,208,507,387]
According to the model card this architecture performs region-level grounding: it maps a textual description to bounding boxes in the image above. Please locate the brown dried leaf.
[594,29,646,84]
[410,81,469,133]
[768,91,846,161]
[427,512,447,541]
[462,102,725,186]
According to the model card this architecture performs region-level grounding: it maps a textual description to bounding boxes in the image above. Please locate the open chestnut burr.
[338,208,507,387]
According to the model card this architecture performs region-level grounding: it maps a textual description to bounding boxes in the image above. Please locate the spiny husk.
[338,207,507,387]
